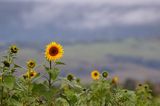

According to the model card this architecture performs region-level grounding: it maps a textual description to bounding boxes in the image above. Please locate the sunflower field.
[0,42,160,106]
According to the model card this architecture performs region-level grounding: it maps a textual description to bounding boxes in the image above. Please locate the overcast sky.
[0,0,160,43]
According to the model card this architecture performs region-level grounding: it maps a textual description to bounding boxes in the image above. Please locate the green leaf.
[4,75,16,89]
[43,65,49,71]
[32,83,48,96]
[7,98,23,106]
[46,88,59,100]
[11,68,16,73]
[2,55,7,58]
[44,65,60,81]
[65,90,78,104]
[56,98,69,106]
[14,64,22,68]
[55,61,66,65]
[49,68,60,81]
[32,83,58,100]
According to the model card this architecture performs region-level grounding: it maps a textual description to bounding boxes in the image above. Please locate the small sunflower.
[112,76,119,84]
[102,71,108,78]
[10,45,19,54]
[45,42,64,61]
[23,70,37,79]
[27,60,36,69]
[91,70,100,80]
[67,74,74,81]
[29,71,37,77]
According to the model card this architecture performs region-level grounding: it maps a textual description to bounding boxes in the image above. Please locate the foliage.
[0,44,159,106]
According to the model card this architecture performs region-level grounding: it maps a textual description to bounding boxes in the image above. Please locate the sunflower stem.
[1,76,4,106]
[1,68,4,106]
[49,61,52,88]
[27,69,31,96]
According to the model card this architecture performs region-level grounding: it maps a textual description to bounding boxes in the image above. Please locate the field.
[0,40,160,105]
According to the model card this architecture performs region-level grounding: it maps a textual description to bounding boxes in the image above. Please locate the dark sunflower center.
[49,46,59,56]
[11,47,18,53]
[30,62,34,66]
[30,72,34,77]
[94,73,98,76]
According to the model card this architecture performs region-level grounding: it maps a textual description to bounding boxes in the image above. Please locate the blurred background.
[0,0,160,93]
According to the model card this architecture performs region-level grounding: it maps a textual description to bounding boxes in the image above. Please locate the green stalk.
[27,69,31,96]
[1,71,4,106]
[49,61,52,88]
[1,80,3,105]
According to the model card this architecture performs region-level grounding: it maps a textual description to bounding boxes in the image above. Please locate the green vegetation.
[0,43,160,106]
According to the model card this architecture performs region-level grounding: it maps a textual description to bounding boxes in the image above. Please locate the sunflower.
[29,71,37,77]
[10,45,19,54]
[27,60,36,69]
[45,42,64,61]
[91,70,100,80]
[112,76,119,84]
[23,70,37,79]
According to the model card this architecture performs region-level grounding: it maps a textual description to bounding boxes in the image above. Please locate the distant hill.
[1,38,160,83]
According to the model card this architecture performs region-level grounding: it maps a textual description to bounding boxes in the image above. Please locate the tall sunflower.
[45,42,64,61]
[91,70,100,80]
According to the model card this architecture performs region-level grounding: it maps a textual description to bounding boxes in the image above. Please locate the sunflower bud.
[144,84,149,89]
[124,90,128,93]
[3,60,10,67]
[67,74,74,81]
[138,84,142,87]
[83,88,87,92]
[76,78,80,83]
[102,71,108,78]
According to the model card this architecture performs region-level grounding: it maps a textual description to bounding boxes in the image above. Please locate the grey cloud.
[0,0,160,43]
[20,1,160,30]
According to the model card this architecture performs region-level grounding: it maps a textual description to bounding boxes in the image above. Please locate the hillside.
[1,38,160,83]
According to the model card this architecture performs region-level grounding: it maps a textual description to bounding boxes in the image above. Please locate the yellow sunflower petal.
[26,59,36,69]
[91,70,100,80]
[45,42,64,61]
[24,70,37,79]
